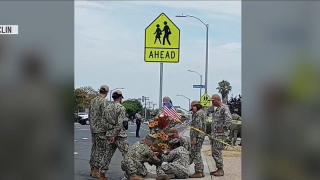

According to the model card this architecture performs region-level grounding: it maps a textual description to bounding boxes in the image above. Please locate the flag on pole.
[163,99,181,121]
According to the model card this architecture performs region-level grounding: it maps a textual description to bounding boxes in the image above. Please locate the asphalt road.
[74,122,185,180]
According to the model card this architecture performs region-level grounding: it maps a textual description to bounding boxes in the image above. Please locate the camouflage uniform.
[189,109,206,173]
[179,136,191,153]
[211,104,232,169]
[89,96,109,170]
[229,113,242,145]
[157,146,190,179]
[100,102,129,175]
[121,141,161,178]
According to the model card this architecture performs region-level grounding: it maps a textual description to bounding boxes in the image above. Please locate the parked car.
[77,112,89,125]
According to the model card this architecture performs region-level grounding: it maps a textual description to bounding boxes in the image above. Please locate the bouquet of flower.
[148,113,171,153]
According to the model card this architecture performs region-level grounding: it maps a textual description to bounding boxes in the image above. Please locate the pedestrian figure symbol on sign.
[200,93,211,107]
[153,21,172,46]
[162,21,171,45]
[154,24,162,44]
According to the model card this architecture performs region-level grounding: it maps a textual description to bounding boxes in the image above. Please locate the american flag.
[163,99,181,121]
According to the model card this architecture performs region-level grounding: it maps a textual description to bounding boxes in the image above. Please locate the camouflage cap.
[167,127,178,136]
[168,138,179,145]
[100,85,109,92]
[210,94,221,101]
[190,100,200,111]
[145,133,156,141]
[112,90,124,98]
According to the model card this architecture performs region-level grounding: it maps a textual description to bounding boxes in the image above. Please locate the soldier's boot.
[189,172,203,178]
[128,174,144,180]
[98,174,108,180]
[91,168,100,178]
[156,174,170,180]
[167,174,175,179]
[209,169,219,175]
[213,168,224,176]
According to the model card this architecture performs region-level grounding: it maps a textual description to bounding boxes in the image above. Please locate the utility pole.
[142,96,149,118]
[148,101,152,109]
[153,103,157,110]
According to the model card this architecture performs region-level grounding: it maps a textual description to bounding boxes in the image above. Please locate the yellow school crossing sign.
[200,93,211,107]
[144,13,180,63]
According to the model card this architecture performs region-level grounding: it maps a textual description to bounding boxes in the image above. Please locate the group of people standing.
[88,85,234,180]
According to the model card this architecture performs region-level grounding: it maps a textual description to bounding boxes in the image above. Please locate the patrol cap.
[112,90,124,98]
[100,85,109,92]
[190,100,200,111]
[210,94,221,101]
[145,133,156,141]
[168,138,179,145]
[168,127,178,136]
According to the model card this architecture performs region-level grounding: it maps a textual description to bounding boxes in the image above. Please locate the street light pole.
[176,14,209,116]
[110,87,124,102]
[176,14,209,94]
[176,94,191,111]
[205,24,209,95]
[187,70,203,100]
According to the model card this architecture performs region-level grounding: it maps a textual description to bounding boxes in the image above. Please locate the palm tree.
[216,80,232,103]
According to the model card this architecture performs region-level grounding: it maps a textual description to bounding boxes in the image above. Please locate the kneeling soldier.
[156,139,190,180]
[121,134,162,180]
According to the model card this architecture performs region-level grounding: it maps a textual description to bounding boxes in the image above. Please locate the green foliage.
[216,80,232,103]
[122,99,143,118]
[74,88,87,111]
[74,86,99,112]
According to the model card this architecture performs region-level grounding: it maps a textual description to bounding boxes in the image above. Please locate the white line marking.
[129,132,135,134]
[74,140,77,142]
[82,138,88,140]
[74,152,78,155]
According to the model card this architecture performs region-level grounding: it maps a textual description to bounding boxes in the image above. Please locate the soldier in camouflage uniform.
[121,134,162,180]
[210,94,232,177]
[228,109,242,146]
[167,127,191,153]
[189,100,206,178]
[155,139,190,180]
[99,90,129,180]
[89,85,109,178]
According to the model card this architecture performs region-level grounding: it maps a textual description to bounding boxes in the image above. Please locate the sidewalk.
[144,128,241,180]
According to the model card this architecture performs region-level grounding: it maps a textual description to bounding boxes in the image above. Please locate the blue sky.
[75,1,241,111]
